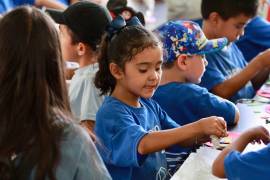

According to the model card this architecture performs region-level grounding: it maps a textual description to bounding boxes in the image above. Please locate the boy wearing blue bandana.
[153,20,239,174]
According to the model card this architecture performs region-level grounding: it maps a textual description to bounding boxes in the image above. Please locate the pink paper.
[205,132,240,147]
[265,105,270,114]
[257,87,270,98]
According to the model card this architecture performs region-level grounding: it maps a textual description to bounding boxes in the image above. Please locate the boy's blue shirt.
[224,144,270,180]
[199,42,255,102]
[153,82,236,174]
[236,16,270,62]
[153,82,236,126]
[95,96,180,180]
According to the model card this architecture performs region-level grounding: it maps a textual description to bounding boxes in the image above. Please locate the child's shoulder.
[98,96,136,115]
[158,82,208,95]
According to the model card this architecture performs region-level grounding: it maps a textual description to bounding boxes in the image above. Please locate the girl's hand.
[244,126,270,145]
[197,116,228,138]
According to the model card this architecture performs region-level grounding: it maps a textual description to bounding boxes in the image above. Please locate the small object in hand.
[219,136,232,144]
[210,135,220,149]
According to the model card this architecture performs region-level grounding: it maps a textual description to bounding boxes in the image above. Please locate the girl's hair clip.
[106,15,142,40]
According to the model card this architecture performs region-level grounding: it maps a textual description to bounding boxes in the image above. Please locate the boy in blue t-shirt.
[212,126,270,180]
[199,0,270,102]
[153,20,239,174]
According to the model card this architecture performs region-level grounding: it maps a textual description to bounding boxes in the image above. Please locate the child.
[153,20,240,174]
[0,6,110,179]
[94,15,228,180]
[154,20,239,126]
[212,126,270,179]
[47,1,112,133]
[199,0,270,102]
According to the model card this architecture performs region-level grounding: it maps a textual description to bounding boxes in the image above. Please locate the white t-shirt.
[69,63,104,122]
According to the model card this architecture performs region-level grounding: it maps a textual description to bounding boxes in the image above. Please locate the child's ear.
[208,12,221,25]
[109,62,124,80]
[76,42,87,56]
[176,55,188,71]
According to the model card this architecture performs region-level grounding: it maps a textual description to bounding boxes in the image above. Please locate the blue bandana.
[155,20,228,63]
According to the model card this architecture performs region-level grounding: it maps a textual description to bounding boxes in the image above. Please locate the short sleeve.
[224,146,270,180]
[69,73,104,122]
[80,79,104,121]
[95,106,148,167]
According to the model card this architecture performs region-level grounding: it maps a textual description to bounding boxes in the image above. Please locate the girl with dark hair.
[94,16,228,180]
[0,6,111,180]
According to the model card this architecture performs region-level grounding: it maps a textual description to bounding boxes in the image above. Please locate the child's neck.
[78,52,98,68]
[160,68,186,85]
[111,85,141,107]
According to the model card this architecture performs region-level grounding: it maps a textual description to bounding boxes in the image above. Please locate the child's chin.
[194,78,202,84]
[141,92,155,99]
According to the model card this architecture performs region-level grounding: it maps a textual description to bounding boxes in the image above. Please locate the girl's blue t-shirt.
[95,96,180,180]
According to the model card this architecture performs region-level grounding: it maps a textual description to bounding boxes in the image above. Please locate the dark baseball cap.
[46,1,112,49]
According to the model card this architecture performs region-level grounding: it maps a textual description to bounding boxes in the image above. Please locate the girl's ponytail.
[94,33,116,95]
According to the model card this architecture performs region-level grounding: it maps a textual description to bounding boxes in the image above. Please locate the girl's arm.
[212,126,270,178]
[138,116,227,155]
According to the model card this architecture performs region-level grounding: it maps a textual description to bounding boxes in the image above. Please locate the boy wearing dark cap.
[47,1,112,133]
[153,20,239,174]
